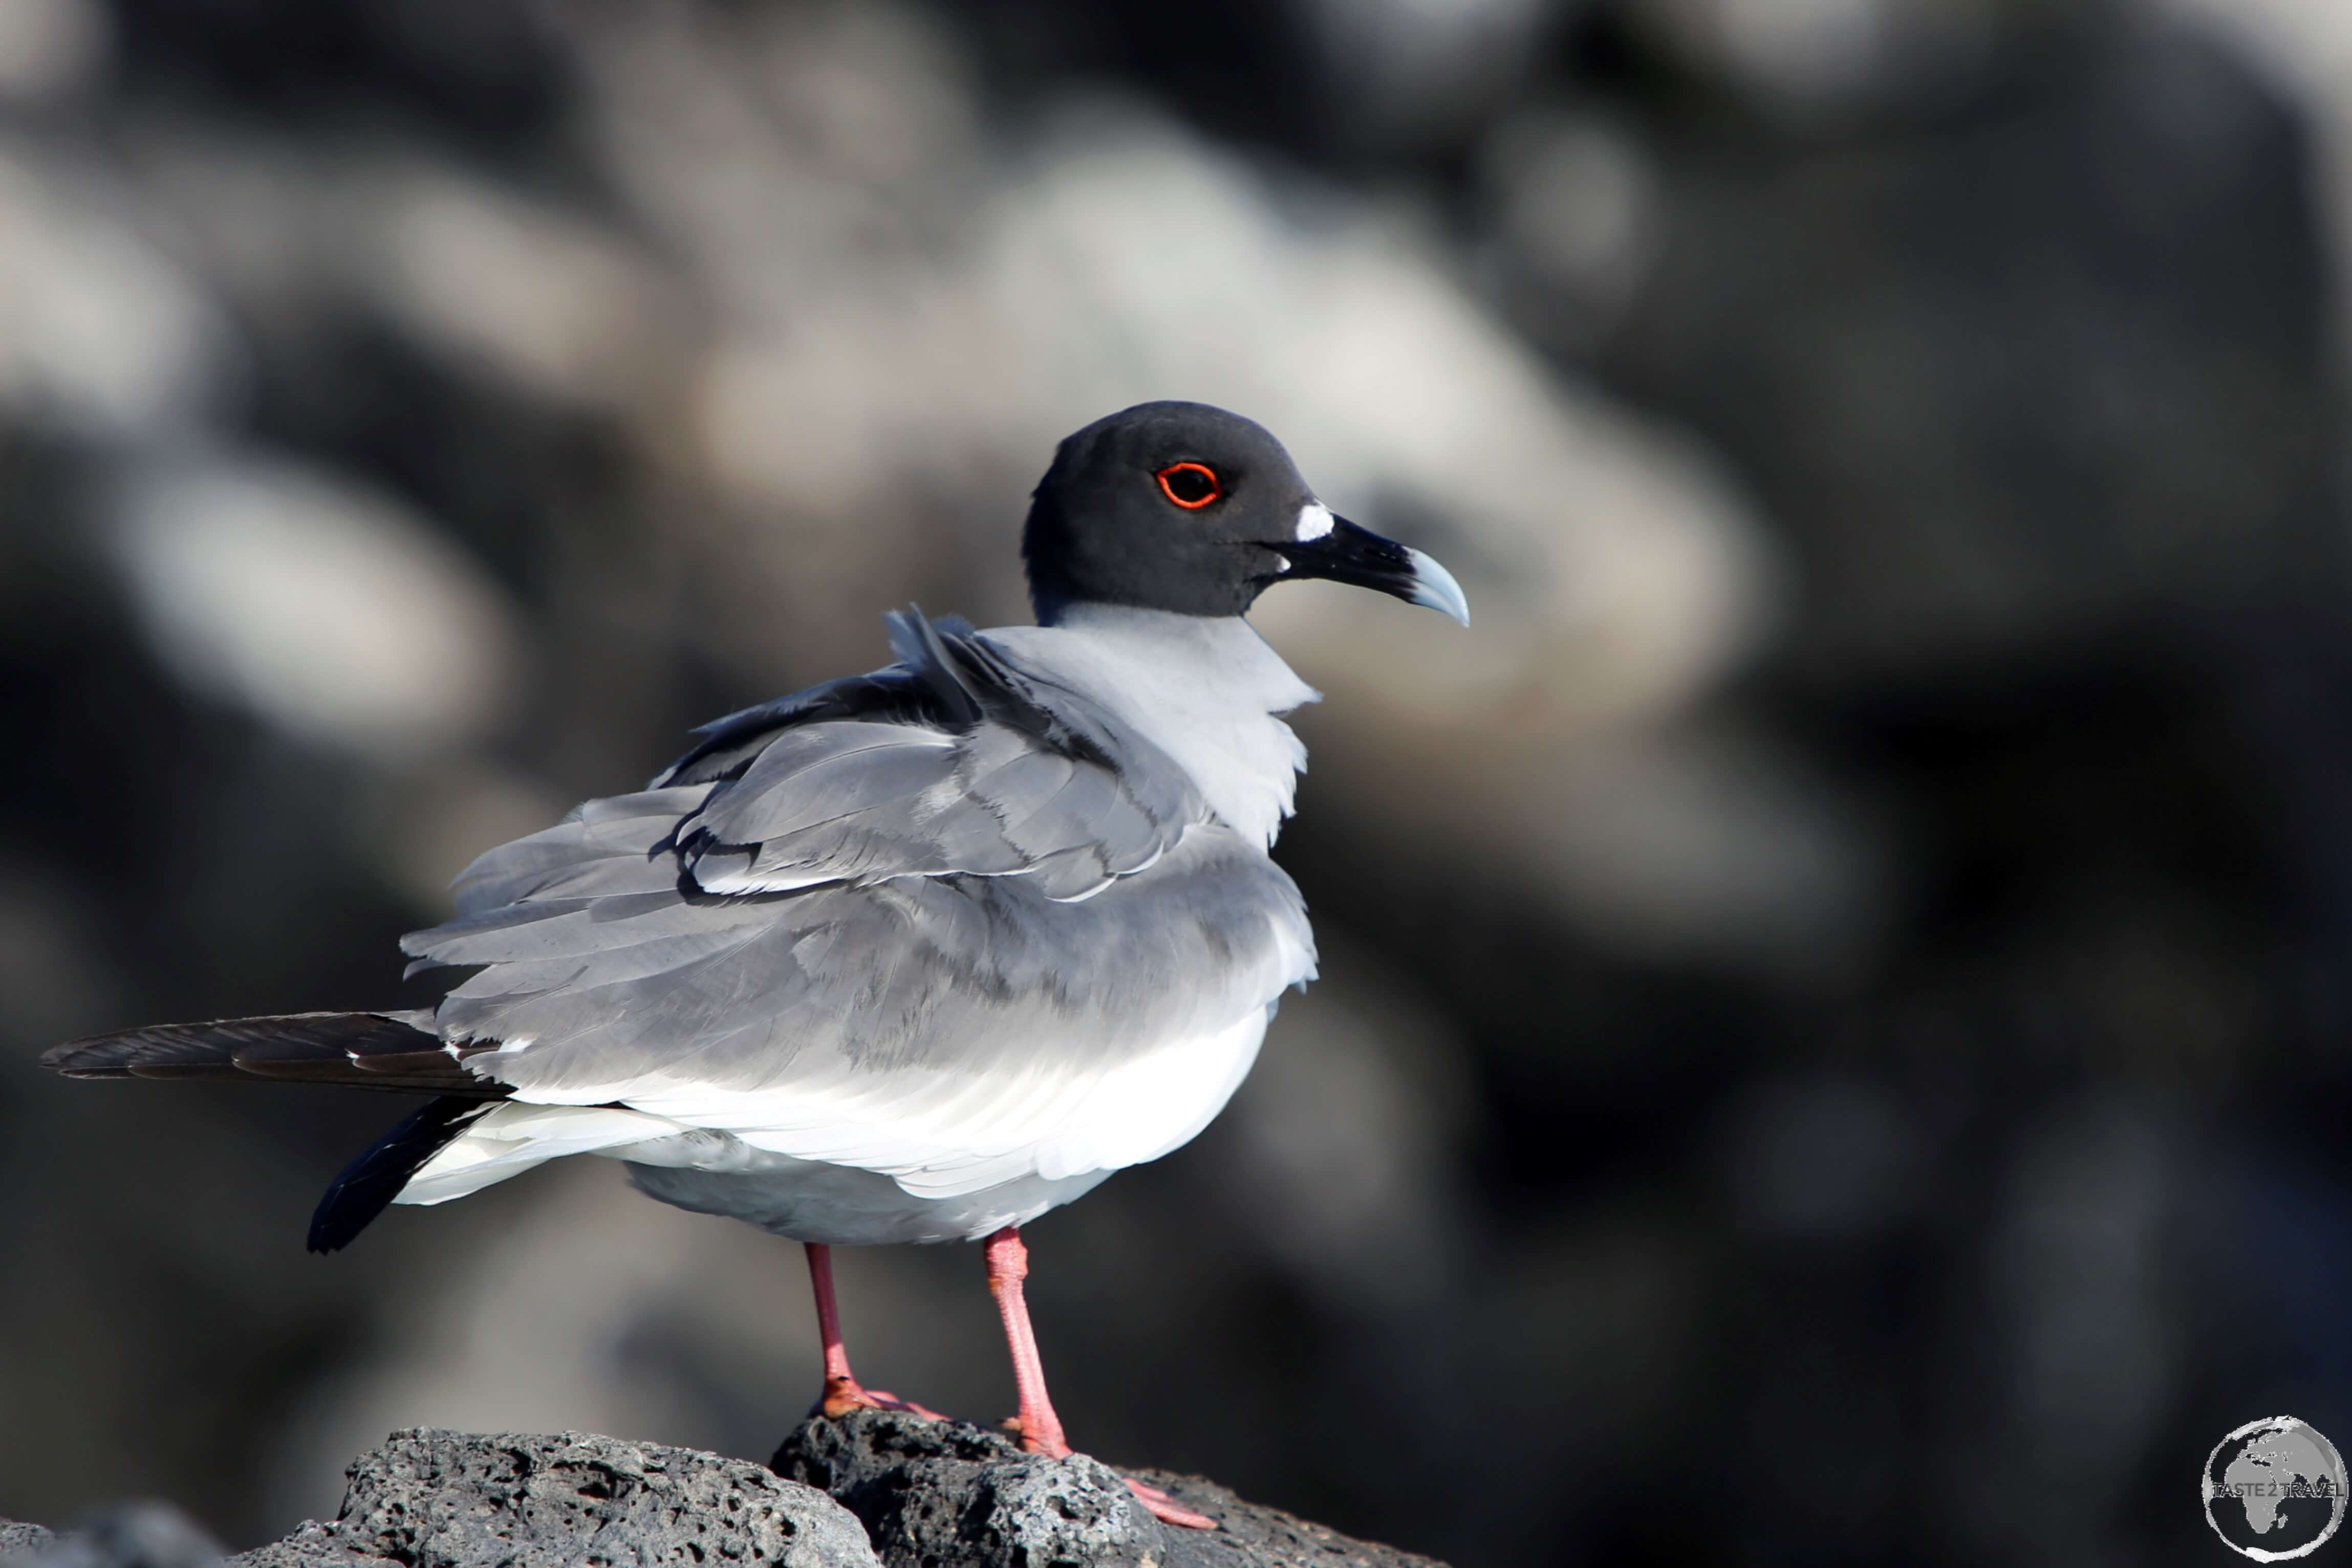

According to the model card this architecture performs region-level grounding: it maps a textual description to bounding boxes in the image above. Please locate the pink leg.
[984,1227,1069,1454]
[806,1242,942,1420]
[984,1226,1216,1531]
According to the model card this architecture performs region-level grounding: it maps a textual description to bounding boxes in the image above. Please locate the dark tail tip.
[309,1097,488,1253]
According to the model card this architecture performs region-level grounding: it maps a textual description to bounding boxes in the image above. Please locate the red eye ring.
[1155,462,1222,510]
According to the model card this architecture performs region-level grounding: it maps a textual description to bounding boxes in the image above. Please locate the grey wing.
[674,715,1168,903]
[668,608,1201,903]
[399,610,1313,1193]
[431,610,1204,921]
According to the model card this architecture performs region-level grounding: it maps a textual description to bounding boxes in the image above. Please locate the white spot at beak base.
[1295,503,1334,542]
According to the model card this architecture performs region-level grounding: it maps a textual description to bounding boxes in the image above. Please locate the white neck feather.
[983,605,1319,849]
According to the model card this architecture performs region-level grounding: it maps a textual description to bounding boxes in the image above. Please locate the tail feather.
[47,1013,520,1254]
[309,1097,494,1253]
[42,1012,507,1098]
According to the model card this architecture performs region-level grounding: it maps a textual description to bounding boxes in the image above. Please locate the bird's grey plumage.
[382,607,1318,1234]
[407,610,1294,1078]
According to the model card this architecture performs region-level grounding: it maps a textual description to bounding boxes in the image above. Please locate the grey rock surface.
[232,1430,876,1568]
[774,1409,1445,1568]
[11,1422,1438,1568]
[0,1522,57,1561]
[1,1504,224,1568]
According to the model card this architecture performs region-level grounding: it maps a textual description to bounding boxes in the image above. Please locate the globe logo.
[2205,1417,2348,1560]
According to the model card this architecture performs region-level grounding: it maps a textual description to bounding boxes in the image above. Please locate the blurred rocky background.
[3,0,2349,1562]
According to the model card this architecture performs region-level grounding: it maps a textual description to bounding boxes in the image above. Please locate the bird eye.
[1154,462,1222,510]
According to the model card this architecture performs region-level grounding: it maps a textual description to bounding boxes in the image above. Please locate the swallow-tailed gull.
[46,401,1469,1528]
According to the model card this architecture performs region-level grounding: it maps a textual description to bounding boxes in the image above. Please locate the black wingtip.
[308,1097,487,1253]
[40,1012,499,1096]
[42,1035,141,1076]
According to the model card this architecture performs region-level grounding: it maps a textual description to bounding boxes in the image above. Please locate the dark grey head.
[1021,401,1469,627]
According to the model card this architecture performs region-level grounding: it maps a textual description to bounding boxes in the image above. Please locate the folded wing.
[400,609,1314,1196]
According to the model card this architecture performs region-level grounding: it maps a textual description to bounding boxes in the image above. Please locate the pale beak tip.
[1405,548,1471,627]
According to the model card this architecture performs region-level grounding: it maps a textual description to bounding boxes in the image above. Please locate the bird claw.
[822,1378,945,1421]
[1124,1477,1218,1530]
[999,1421,1215,1531]
[1002,1415,1070,1457]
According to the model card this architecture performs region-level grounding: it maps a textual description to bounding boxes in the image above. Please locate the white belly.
[395,1005,1276,1244]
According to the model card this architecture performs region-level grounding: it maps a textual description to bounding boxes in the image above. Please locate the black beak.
[1275,517,1471,626]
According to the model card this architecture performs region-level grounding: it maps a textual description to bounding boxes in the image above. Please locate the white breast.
[983,606,1319,848]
